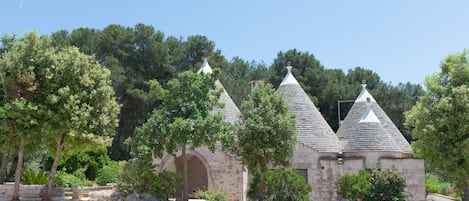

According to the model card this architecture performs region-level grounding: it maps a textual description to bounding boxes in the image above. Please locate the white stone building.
[153,59,426,201]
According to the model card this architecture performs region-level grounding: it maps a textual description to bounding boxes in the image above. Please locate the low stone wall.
[0,184,113,199]
[0,184,47,198]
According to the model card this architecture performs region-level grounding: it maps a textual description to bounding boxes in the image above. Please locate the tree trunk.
[258,170,265,201]
[463,179,469,201]
[43,134,66,201]
[182,145,188,201]
[12,137,25,201]
[8,156,17,180]
[0,151,9,184]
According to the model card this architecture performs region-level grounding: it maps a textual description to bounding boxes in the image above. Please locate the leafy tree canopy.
[236,82,297,201]
[405,50,469,200]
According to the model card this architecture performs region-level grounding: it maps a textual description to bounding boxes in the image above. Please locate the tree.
[132,69,234,201]
[405,51,469,200]
[0,33,19,184]
[0,31,120,200]
[0,32,54,201]
[236,82,297,201]
[41,46,120,200]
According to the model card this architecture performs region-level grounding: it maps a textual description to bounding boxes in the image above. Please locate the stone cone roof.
[277,66,341,153]
[337,85,412,153]
[197,58,240,123]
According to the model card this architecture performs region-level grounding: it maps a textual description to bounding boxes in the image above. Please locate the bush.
[195,190,227,201]
[425,173,440,194]
[46,146,111,181]
[96,161,119,186]
[21,169,48,185]
[116,156,182,200]
[54,170,93,187]
[368,169,405,201]
[338,168,405,201]
[247,168,312,201]
[338,169,370,200]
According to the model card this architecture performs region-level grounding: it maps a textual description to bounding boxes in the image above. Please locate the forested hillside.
[1,23,424,160]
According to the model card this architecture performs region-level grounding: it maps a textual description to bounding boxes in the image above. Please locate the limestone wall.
[289,143,345,201]
[317,157,365,201]
[343,151,404,168]
[0,184,43,198]
[0,184,65,198]
[380,158,426,201]
[194,146,245,201]
[154,146,246,201]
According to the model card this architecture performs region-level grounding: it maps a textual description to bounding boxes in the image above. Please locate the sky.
[2,0,469,85]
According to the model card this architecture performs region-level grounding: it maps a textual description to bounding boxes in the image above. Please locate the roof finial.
[361,79,367,89]
[286,61,292,73]
[202,50,209,62]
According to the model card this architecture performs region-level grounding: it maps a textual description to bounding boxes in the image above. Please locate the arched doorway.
[161,154,209,198]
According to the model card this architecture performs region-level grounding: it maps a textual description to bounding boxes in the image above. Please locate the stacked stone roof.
[277,66,342,153]
[197,59,240,123]
[337,84,412,153]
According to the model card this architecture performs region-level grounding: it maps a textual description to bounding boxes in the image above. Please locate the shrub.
[195,190,227,201]
[46,146,111,181]
[425,173,440,194]
[338,168,406,201]
[21,169,48,185]
[368,169,405,201]
[338,169,370,201]
[96,161,119,186]
[54,170,93,187]
[116,156,182,200]
[247,168,312,201]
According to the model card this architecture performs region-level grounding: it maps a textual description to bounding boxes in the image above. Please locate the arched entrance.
[161,154,209,198]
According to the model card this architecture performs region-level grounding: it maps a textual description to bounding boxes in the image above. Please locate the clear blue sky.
[2,0,469,85]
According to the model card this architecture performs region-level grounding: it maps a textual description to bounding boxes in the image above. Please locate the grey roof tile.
[197,58,240,123]
[277,68,341,153]
[337,87,412,153]
[213,80,241,123]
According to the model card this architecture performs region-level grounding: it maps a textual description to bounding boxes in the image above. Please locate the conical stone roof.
[337,84,412,153]
[342,98,402,152]
[197,58,240,123]
[277,66,341,153]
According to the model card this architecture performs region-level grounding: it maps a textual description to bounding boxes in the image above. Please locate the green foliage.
[368,169,406,201]
[195,190,227,201]
[46,146,112,181]
[0,32,120,200]
[426,173,440,194]
[405,51,469,197]
[237,82,297,200]
[96,161,119,186]
[247,169,312,201]
[20,169,48,185]
[338,169,370,201]
[132,70,235,157]
[237,82,297,170]
[116,156,181,200]
[54,170,93,188]
[338,169,406,201]
[131,69,234,200]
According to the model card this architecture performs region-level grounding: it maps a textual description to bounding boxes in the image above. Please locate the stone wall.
[0,184,43,198]
[0,184,66,199]
[380,158,426,201]
[290,145,426,201]
[289,143,345,201]
[154,146,246,201]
